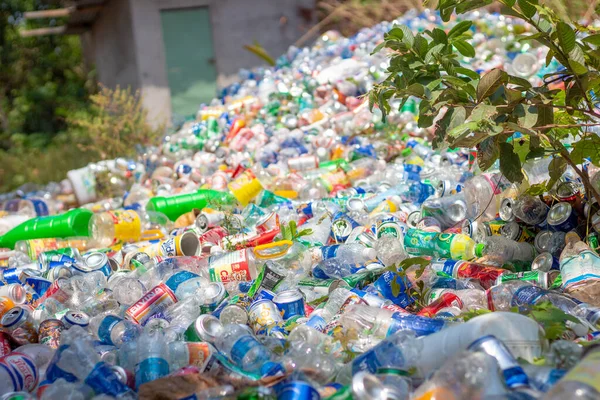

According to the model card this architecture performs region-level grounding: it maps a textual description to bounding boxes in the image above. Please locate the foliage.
[0,86,163,192]
[523,301,579,340]
[369,0,600,203]
[68,86,164,160]
[0,0,94,147]
[279,220,313,241]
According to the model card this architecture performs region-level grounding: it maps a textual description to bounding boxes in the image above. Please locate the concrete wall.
[90,0,139,90]
[90,0,316,126]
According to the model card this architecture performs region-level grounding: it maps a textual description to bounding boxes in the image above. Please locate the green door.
[160,7,217,119]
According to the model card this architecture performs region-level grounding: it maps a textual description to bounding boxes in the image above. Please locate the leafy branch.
[370,0,600,205]
[279,220,313,242]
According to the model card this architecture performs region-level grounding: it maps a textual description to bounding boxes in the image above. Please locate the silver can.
[82,252,112,276]
[499,197,515,222]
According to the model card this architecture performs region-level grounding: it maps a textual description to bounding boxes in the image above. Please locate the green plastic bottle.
[0,208,93,249]
[403,228,476,260]
[146,189,236,221]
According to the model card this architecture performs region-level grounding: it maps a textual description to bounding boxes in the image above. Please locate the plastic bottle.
[135,331,170,388]
[215,324,272,372]
[403,228,476,260]
[559,231,600,306]
[146,189,236,221]
[88,209,171,248]
[89,313,142,347]
[545,345,600,399]
[475,236,536,263]
[0,208,93,249]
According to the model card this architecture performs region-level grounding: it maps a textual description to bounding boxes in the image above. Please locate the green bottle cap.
[475,243,485,258]
[401,148,412,157]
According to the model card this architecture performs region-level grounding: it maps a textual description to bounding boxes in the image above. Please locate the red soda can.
[125,283,178,325]
[0,352,39,393]
[417,293,463,318]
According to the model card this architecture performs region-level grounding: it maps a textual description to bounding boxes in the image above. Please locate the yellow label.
[450,234,471,260]
[110,210,142,243]
[561,352,600,391]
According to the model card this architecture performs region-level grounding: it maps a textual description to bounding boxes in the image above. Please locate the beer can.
[137,231,200,258]
[185,314,223,343]
[277,381,320,400]
[500,221,534,243]
[0,352,39,393]
[44,265,73,282]
[38,249,78,271]
[376,219,405,238]
[219,304,249,325]
[555,181,584,213]
[499,198,515,222]
[1,307,38,345]
[38,319,65,349]
[248,299,283,332]
[125,282,178,325]
[534,230,565,256]
[200,282,228,314]
[61,311,90,329]
[468,335,529,389]
[546,202,578,232]
[531,252,560,272]
[330,212,360,242]
[496,270,559,289]
[273,289,305,320]
[81,252,112,276]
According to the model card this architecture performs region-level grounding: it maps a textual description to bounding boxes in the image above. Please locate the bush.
[0,86,165,193]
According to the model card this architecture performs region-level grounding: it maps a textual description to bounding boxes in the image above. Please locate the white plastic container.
[416,312,546,377]
[67,166,96,205]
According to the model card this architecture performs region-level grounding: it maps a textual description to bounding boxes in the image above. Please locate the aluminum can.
[184,314,222,343]
[546,202,578,232]
[125,282,178,325]
[468,335,529,388]
[62,311,90,329]
[248,299,283,332]
[38,319,65,349]
[273,289,305,320]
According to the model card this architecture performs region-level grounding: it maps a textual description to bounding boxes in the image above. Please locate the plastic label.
[165,271,199,292]
[97,315,122,345]
[560,251,600,290]
[109,210,142,243]
[230,335,261,365]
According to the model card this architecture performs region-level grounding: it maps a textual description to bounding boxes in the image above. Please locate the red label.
[125,283,177,324]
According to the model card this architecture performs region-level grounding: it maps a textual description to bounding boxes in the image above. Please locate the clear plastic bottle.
[486,280,580,314]
[545,345,600,400]
[475,236,535,263]
[89,209,171,248]
[559,231,600,306]
[89,313,142,347]
[463,173,510,221]
[135,331,170,388]
[215,324,272,372]
[321,288,366,322]
[311,243,377,265]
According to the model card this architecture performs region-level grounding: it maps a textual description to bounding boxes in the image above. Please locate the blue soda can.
[468,335,529,389]
[373,271,415,308]
[81,252,112,276]
[277,381,320,400]
[330,211,360,242]
[255,288,276,301]
[272,289,305,319]
[25,276,52,296]
[1,267,26,284]
[304,311,326,332]
[546,202,578,232]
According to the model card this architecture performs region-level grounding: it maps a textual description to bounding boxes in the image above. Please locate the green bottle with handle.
[146,189,236,221]
[0,208,93,249]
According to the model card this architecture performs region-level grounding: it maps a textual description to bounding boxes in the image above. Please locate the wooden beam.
[20,26,67,37]
[23,8,74,19]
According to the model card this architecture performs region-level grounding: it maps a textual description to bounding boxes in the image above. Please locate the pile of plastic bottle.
[2,8,600,400]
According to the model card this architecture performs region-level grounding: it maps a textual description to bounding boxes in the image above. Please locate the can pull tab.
[253,240,293,259]
[141,229,164,241]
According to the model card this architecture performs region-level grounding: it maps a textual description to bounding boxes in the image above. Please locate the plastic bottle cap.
[475,243,485,258]
[401,148,412,157]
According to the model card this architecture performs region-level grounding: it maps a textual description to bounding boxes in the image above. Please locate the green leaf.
[424,43,446,63]
[477,69,508,102]
[570,135,600,165]
[548,157,567,189]
[557,22,576,53]
[535,103,554,132]
[400,25,415,48]
[499,142,524,183]
[387,27,404,40]
[448,21,473,38]
[404,83,426,97]
[517,0,537,18]
[431,28,448,44]
[371,42,385,55]
[470,103,497,122]
[528,301,579,340]
[476,137,500,170]
[505,88,523,104]
[569,59,588,76]
[525,182,549,196]
[414,35,429,58]
[453,40,475,57]
[514,104,538,129]
[508,75,532,89]
[545,49,554,67]
[583,34,600,46]
[454,67,480,80]
[569,46,588,75]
